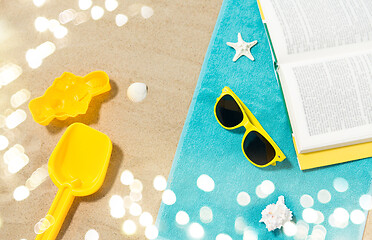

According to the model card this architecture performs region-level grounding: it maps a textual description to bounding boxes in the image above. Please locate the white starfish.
[226,33,258,62]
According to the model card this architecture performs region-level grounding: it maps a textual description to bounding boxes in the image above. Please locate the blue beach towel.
[156,0,372,239]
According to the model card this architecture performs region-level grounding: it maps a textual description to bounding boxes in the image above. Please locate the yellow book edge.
[293,137,372,170]
[257,0,265,20]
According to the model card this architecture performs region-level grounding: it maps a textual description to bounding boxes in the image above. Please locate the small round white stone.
[127,82,148,103]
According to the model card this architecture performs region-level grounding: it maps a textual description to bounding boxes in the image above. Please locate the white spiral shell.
[127,82,148,103]
[260,196,293,231]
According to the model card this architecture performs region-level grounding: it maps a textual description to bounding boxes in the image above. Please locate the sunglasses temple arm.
[237,99,255,127]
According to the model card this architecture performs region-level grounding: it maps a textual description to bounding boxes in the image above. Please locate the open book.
[259,0,372,153]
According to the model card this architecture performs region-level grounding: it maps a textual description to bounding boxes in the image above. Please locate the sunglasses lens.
[243,131,276,166]
[216,95,243,128]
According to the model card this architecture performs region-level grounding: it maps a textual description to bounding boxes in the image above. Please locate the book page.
[259,0,372,63]
[279,50,372,153]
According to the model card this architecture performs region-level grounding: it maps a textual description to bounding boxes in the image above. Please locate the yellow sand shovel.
[35,123,112,240]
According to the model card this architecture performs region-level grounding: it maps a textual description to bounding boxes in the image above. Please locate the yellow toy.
[214,87,285,167]
[29,71,110,126]
[35,123,112,240]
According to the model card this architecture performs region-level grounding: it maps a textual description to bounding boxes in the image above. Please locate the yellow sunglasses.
[214,87,286,167]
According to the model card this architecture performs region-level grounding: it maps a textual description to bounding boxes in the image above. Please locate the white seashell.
[127,82,148,103]
[259,196,293,231]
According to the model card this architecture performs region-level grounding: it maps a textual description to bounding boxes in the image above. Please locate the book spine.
[263,23,278,65]
[257,1,292,130]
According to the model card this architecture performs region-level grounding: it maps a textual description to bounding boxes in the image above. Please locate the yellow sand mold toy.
[29,71,110,126]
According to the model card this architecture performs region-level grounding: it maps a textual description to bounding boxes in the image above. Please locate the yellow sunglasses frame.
[214,86,286,167]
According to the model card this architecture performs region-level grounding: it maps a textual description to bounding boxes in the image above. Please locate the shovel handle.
[35,186,75,240]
